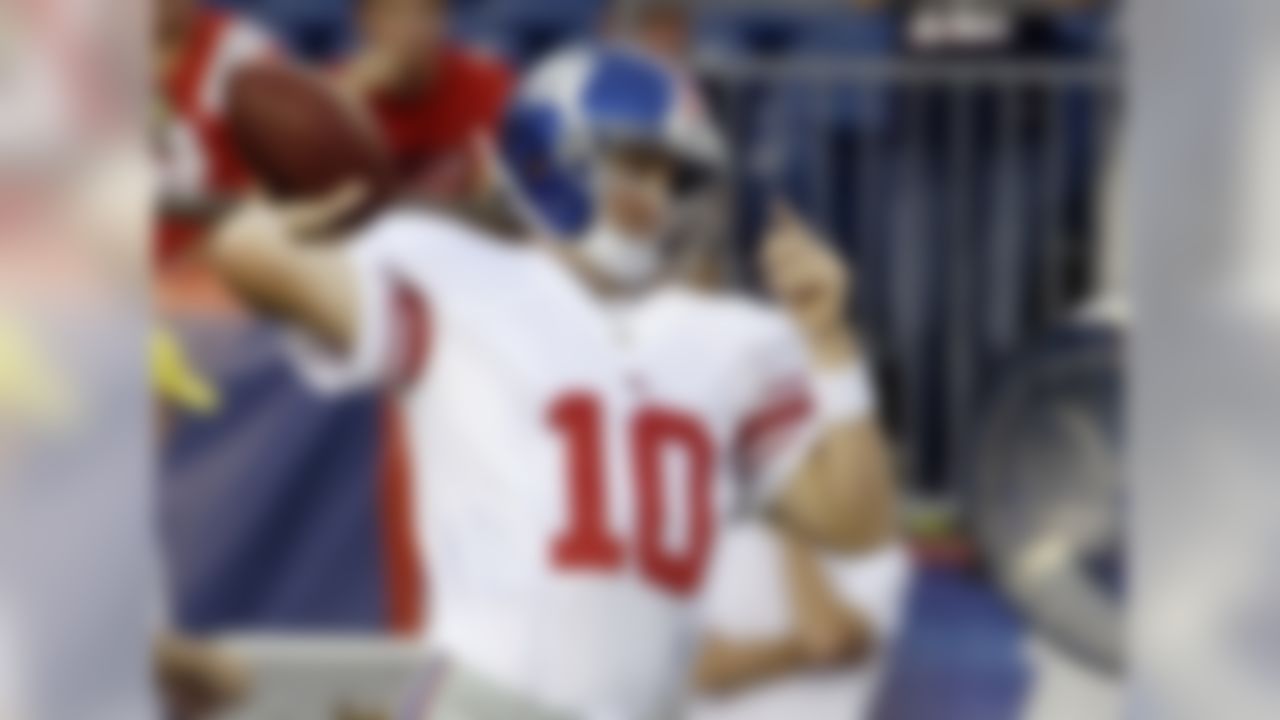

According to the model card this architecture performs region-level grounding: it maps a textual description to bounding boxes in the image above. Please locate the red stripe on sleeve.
[166,13,226,112]
[736,383,814,467]
[389,277,433,387]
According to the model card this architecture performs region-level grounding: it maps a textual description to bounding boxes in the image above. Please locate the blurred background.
[155,0,1126,718]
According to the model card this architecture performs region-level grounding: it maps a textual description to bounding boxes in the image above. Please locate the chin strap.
[578,221,665,290]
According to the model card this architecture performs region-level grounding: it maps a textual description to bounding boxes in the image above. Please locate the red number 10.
[549,393,714,597]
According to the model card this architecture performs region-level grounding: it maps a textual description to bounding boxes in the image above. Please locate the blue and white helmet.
[497,43,726,240]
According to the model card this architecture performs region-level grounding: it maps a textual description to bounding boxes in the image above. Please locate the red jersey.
[364,45,513,199]
[157,10,276,263]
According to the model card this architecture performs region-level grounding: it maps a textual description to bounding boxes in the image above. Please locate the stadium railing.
[697,56,1122,500]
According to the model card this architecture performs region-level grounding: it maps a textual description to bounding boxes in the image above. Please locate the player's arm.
[332,45,400,100]
[693,631,805,695]
[209,187,365,353]
[693,533,877,695]
[767,339,895,553]
[760,204,896,553]
[776,531,878,665]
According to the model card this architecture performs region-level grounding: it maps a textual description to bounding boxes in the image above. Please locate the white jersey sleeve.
[284,211,476,395]
[731,308,822,509]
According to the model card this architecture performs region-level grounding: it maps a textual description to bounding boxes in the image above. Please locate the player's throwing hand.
[209,183,369,353]
[212,182,367,256]
[759,201,852,356]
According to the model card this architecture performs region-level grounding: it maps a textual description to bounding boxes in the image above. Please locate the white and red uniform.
[289,210,821,719]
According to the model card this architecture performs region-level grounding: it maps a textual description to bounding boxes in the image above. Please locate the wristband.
[817,544,912,634]
[813,363,876,424]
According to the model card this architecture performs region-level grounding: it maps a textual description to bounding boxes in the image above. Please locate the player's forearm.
[775,329,897,552]
[775,423,895,552]
[804,324,860,371]
[693,633,807,695]
[781,533,878,667]
[828,418,896,550]
[210,209,357,353]
[333,62,380,101]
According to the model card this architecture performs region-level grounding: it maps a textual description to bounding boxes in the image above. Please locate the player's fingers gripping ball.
[760,200,851,338]
[212,182,368,263]
[278,181,370,239]
[210,199,288,260]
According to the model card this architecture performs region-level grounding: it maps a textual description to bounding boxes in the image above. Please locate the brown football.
[225,61,394,227]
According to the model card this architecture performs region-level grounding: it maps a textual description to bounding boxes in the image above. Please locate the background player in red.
[155,0,277,260]
[154,0,279,319]
[337,0,513,202]
[151,3,280,715]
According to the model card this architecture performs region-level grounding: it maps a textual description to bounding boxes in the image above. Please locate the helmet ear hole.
[674,161,715,199]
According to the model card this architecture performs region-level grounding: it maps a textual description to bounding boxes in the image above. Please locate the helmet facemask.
[576,137,719,291]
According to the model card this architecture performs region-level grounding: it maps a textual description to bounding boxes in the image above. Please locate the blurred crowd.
[220,0,1115,65]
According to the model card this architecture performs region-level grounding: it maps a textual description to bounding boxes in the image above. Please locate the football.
[225,60,394,228]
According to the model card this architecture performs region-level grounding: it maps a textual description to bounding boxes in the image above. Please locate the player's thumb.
[280,181,367,238]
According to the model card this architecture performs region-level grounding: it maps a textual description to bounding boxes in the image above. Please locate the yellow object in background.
[151,328,219,415]
[0,315,75,430]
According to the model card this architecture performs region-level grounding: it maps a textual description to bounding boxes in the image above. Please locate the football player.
[210,45,894,720]
[155,0,277,265]
[681,189,910,720]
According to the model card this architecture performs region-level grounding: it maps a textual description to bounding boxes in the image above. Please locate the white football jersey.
[288,210,820,720]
